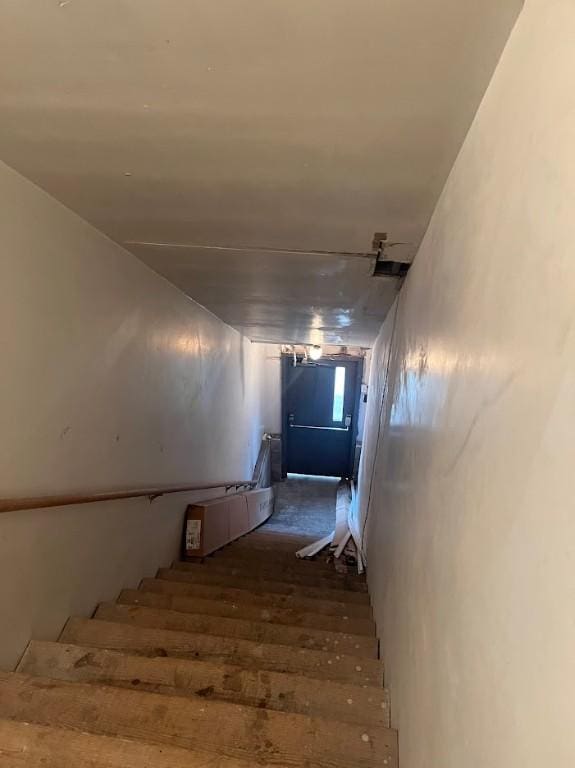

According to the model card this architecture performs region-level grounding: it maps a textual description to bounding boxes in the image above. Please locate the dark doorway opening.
[281,354,363,479]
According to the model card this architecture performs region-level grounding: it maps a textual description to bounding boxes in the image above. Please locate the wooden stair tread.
[181,557,366,587]
[140,576,372,619]
[214,553,359,580]
[214,545,338,568]
[209,542,346,573]
[157,567,370,604]
[0,719,258,768]
[189,556,362,584]
[239,531,319,547]
[129,586,375,636]
[173,560,368,592]
[230,539,330,554]
[0,671,398,768]
[19,640,390,728]
[60,618,383,686]
[114,593,377,657]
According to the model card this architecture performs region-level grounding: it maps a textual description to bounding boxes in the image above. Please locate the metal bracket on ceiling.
[372,232,389,251]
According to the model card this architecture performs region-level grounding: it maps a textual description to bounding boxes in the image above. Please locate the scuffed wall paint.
[361,2,575,766]
[0,160,273,669]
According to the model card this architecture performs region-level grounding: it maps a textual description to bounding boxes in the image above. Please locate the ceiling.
[0,0,522,346]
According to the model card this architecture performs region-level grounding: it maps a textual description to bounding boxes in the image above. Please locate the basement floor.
[266,474,337,538]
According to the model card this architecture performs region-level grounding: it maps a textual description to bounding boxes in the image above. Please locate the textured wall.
[361,2,575,766]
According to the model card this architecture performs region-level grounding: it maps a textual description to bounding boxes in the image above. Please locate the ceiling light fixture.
[309,345,322,361]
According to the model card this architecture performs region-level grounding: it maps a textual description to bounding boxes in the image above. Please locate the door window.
[332,366,346,422]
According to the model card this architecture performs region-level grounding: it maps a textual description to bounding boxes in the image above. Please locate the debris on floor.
[296,480,364,573]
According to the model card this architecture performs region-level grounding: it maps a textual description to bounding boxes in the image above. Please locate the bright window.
[332,366,346,422]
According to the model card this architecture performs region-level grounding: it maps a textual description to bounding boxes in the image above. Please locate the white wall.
[258,344,282,434]
[353,311,397,549]
[361,2,575,766]
[0,160,272,670]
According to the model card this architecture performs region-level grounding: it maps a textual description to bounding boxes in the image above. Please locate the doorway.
[281,355,363,478]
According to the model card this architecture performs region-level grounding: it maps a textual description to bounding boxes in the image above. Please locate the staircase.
[0,528,398,767]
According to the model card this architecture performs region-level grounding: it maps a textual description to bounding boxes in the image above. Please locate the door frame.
[280,353,364,479]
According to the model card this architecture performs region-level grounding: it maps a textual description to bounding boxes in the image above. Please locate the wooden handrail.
[0,481,256,515]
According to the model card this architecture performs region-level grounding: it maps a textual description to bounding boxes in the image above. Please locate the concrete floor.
[265,474,337,538]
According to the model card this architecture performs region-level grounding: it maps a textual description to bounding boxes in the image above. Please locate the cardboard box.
[184,487,274,557]
[245,488,275,529]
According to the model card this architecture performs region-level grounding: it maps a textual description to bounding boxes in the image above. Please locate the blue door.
[282,356,362,478]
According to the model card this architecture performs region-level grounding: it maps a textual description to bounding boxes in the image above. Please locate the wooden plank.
[19,641,390,728]
[0,719,257,768]
[96,602,377,659]
[0,672,398,768]
[334,530,352,559]
[333,482,351,545]
[140,577,373,621]
[251,438,271,487]
[157,567,370,605]
[128,585,375,636]
[61,618,383,686]
[295,534,334,559]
